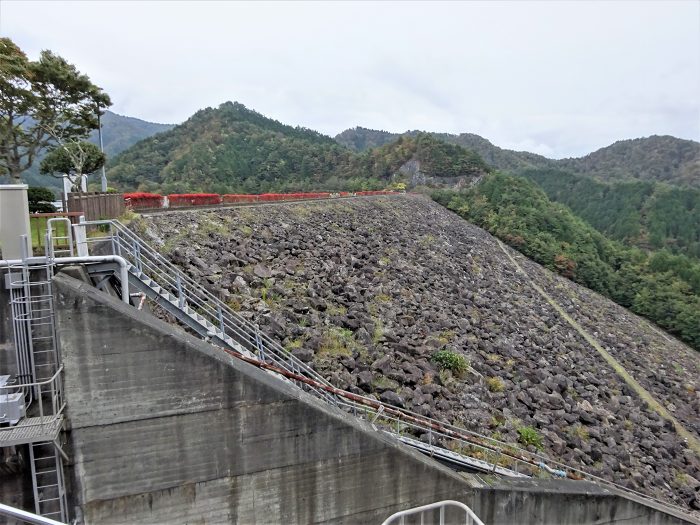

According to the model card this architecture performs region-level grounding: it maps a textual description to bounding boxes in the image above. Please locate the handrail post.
[176,274,185,308]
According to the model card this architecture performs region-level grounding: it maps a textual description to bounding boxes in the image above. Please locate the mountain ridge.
[336,127,700,188]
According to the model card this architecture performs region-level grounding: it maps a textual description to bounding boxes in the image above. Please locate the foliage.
[556,135,700,188]
[433,173,700,350]
[106,103,490,193]
[108,101,358,194]
[0,38,111,181]
[431,350,469,375]
[27,186,56,213]
[336,128,699,188]
[345,133,491,183]
[124,192,163,209]
[517,426,543,450]
[169,193,221,206]
[39,141,106,191]
[519,168,700,258]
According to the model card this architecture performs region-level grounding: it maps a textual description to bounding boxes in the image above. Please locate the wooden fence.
[66,192,125,221]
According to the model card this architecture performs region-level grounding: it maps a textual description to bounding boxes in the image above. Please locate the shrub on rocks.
[431,350,469,376]
[517,426,543,450]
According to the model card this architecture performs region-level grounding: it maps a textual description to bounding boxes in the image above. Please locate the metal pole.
[98,111,107,192]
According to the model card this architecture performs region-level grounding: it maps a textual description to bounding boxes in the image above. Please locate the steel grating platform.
[0,416,63,447]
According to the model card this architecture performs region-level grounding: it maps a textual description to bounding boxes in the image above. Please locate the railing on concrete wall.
[66,192,124,221]
[381,500,485,525]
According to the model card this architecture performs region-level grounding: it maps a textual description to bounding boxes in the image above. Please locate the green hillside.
[336,127,550,172]
[336,128,700,187]
[107,104,491,193]
[519,168,700,258]
[557,135,700,188]
[107,101,363,193]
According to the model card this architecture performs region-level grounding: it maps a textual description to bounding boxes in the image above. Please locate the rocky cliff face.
[139,195,700,511]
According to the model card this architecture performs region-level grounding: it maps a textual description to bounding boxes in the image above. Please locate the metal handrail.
[47,218,694,515]
[0,503,66,525]
[381,500,484,525]
[79,219,333,387]
[0,366,65,424]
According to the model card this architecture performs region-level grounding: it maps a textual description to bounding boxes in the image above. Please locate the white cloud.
[2,0,698,158]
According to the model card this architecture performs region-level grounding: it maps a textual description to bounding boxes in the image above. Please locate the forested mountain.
[107,103,491,193]
[346,134,491,186]
[336,127,550,172]
[520,168,700,258]
[557,136,700,187]
[433,174,700,350]
[88,111,174,157]
[5,111,173,191]
[336,128,700,187]
[107,102,360,193]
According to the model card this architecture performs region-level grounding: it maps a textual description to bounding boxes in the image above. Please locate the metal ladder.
[29,441,67,522]
[3,232,68,523]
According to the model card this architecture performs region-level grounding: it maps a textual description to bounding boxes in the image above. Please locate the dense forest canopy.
[519,168,700,258]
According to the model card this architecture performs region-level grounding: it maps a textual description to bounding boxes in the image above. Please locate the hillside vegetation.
[337,128,700,188]
[336,127,551,172]
[107,103,491,193]
[557,135,700,188]
[519,168,700,258]
[433,173,700,350]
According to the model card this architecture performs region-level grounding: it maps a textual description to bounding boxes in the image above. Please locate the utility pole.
[98,110,107,192]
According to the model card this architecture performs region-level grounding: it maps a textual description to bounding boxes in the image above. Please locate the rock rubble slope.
[140,194,700,511]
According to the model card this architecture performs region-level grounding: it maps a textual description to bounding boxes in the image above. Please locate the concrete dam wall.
[49,272,696,524]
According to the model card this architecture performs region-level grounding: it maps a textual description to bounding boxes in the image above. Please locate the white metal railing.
[381,500,484,525]
[0,366,65,434]
[0,502,66,525]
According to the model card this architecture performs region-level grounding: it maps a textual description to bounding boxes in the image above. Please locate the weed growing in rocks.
[486,376,505,392]
[226,298,242,311]
[317,327,356,358]
[517,426,543,450]
[568,424,590,441]
[432,350,469,376]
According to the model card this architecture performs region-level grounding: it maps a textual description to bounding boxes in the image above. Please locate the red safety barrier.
[125,190,396,210]
[223,194,260,204]
[124,192,164,209]
[168,193,222,207]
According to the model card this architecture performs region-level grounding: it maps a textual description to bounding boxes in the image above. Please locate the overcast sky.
[1,0,699,158]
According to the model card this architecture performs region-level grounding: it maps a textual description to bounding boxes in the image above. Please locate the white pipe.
[0,255,130,303]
